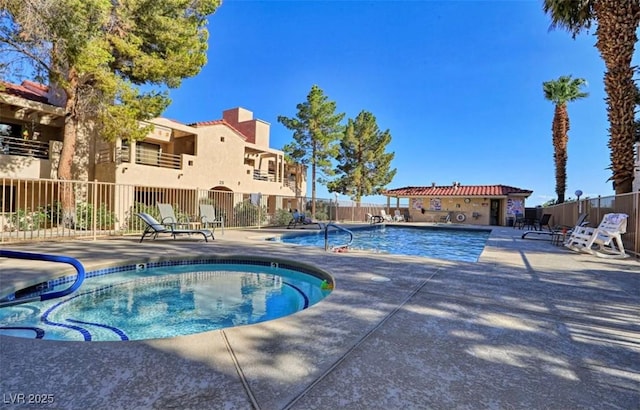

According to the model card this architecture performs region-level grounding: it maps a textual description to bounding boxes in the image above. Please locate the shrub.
[7,208,48,231]
[233,201,267,227]
[274,208,293,226]
[74,202,117,230]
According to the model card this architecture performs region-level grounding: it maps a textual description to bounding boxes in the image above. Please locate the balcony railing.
[114,145,181,169]
[0,136,50,160]
[253,169,275,182]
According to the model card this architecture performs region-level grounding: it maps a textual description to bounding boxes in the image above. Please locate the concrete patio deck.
[0,224,638,409]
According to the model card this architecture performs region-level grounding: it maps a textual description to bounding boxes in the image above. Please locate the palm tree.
[543,75,588,203]
[543,0,640,194]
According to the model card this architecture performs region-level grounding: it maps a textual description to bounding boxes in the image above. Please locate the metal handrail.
[323,223,354,251]
[0,135,50,159]
[0,250,86,308]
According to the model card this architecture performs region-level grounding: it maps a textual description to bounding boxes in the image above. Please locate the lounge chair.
[533,213,552,231]
[137,213,214,242]
[199,204,224,235]
[565,213,629,258]
[522,213,589,244]
[366,213,383,224]
[380,210,393,222]
[393,210,404,222]
[287,210,324,229]
[157,203,190,229]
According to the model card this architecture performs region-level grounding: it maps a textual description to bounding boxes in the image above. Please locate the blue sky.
[163,0,639,206]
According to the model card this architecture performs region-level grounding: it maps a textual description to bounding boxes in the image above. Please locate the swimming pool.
[0,258,332,341]
[274,225,491,262]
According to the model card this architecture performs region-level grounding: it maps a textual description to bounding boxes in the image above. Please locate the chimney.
[431,182,436,187]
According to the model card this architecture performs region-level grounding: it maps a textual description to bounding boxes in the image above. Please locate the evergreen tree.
[0,0,220,223]
[327,110,396,205]
[278,85,344,216]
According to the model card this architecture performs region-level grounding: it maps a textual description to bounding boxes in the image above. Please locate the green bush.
[274,208,294,226]
[8,208,48,231]
[74,202,117,230]
[313,210,329,221]
[233,201,267,227]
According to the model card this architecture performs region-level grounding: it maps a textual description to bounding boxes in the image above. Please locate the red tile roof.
[1,80,49,104]
[384,185,532,197]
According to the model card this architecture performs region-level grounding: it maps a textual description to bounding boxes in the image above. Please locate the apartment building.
[1,80,306,227]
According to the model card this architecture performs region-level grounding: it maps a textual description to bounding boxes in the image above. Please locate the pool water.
[276,225,490,262]
[0,263,330,341]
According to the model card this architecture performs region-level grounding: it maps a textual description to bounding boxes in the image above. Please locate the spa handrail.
[323,223,354,251]
[0,250,86,308]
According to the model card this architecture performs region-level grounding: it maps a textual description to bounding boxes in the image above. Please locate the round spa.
[0,257,333,342]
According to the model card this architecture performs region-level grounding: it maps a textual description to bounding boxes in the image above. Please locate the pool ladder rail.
[0,250,86,308]
[323,223,354,252]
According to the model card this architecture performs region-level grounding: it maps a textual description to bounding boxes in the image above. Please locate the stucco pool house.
[383,183,533,226]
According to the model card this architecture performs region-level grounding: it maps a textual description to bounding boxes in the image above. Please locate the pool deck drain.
[1,223,639,409]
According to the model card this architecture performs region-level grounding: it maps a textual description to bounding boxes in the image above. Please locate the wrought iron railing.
[0,177,389,243]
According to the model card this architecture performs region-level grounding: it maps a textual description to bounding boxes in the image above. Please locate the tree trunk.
[594,0,640,194]
[57,70,79,228]
[552,104,569,203]
[311,161,316,217]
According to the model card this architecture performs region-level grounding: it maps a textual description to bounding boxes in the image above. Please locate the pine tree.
[328,110,396,205]
[278,85,345,216]
[0,0,220,223]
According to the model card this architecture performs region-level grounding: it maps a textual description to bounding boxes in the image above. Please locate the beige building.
[1,81,306,219]
[383,183,533,226]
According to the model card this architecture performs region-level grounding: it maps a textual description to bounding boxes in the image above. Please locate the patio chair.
[287,210,324,229]
[137,213,214,242]
[393,210,405,222]
[522,213,588,241]
[565,213,629,259]
[157,203,191,229]
[516,208,539,230]
[199,204,224,235]
[513,212,525,229]
[379,210,393,222]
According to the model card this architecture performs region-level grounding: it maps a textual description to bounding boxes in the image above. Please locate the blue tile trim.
[49,258,328,287]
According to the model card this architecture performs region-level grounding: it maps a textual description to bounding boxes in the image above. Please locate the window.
[0,122,21,138]
[1,184,16,212]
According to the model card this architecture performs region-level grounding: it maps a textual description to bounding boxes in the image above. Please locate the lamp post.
[575,189,583,213]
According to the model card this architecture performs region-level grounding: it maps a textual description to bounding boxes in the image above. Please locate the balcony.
[0,136,50,160]
[253,169,279,182]
[97,146,182,169]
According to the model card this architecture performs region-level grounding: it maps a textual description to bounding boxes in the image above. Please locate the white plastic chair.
[393,210,404,222]
[379,210,393,222]
[565,213,629,259]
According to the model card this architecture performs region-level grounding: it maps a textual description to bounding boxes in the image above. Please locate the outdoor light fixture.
[575,189,583,213]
